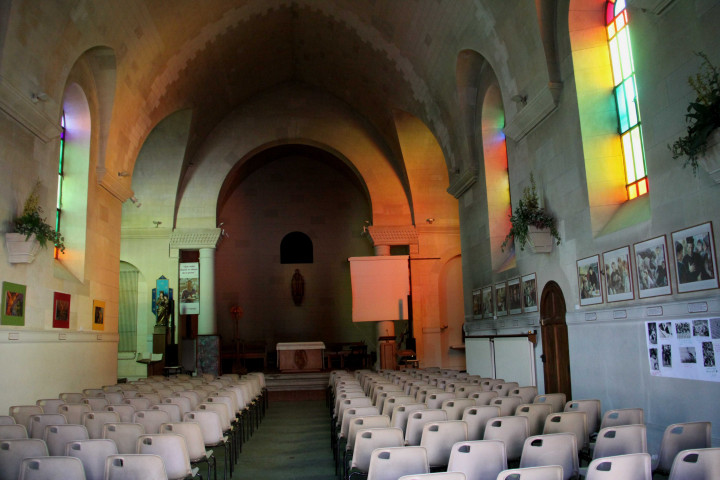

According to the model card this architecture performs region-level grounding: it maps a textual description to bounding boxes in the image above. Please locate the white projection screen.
[465,335,536,386]
[348,256,409,322]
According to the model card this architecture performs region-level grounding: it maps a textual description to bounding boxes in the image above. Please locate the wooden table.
[277,342,325,372]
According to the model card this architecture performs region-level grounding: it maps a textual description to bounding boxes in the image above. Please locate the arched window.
[280,232,313,264]
[606,0,648,199]
[55,112,66,259]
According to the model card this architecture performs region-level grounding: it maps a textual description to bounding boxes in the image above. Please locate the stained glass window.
[606,0,648,199]
[55,112,65,258]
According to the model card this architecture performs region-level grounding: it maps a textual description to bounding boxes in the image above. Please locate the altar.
[276,341,325,372]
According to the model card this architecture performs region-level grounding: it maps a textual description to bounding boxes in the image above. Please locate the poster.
[2,282,26,326]
[671,222,718,293]
[521,273,538,313]
[179,262,200,315]
[577,255,603,306]
[92,299,105,331]
[53,292,71,328]
[646,318,719,382]
[507,278,522,315]
[602,246,634,302]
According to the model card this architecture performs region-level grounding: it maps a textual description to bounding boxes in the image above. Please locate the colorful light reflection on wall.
[607,0,648,200]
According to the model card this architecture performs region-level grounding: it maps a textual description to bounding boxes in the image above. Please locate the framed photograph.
[2,281,26,326]
[577,255,603,306]
[633,235,672,299]
[53,292,71,328]
[602,246,634,302]
[482,286,494,319]
[521,273,538,313]
[92,299,105,331]
[507,278,522,314]
[472,288,482,317]
[494,282,507,316]
[671,222,718,293]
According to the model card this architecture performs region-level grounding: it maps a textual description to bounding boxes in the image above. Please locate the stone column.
[199,247,216,335]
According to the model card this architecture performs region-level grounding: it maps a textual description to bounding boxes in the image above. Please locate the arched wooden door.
[540,281,572,399]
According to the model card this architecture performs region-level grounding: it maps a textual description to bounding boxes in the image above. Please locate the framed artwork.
[494,282,507,316]
[482,286,494,319]
[633,235,672,298]
[521,273,538,313]
[2,281,26,326]
[507,278,522,314]
[472,288,482,317]
[671,222,718,293]
[92,299,105,331]
[602,246,634,302]
[53,292,71,328]
[577,255,603,306]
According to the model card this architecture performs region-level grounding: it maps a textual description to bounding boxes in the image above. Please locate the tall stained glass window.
[55,112,65,258]
[606,0,648,200]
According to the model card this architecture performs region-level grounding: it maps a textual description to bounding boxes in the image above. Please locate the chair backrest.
[483,416,529,462]
[469,391,499,406]
[416,387,444,403]
[491,396,524,417]
[496,465,564,480]
[137,433,195,480]
[0,439,49,480]
[341,406,381,439]
[198,403,231,431]
[58,404,92,425]
[35,399,66,415]
[564,399,601,436]
[426,392,456,410]
[82,411,120,439]
[399,472,466,480]
[347,415,392,451]
[160,422,207,463]
[66,439,118,480]
[532,393,566,413]
[102,393,125,404]
[104,404,135,423]
[441,399,476,421]
[0,424,28,439]
[585,453,652,480]
[82,398,109,412]
[515,403,553,437]
[510,387,538,404]
[59,393,86,404]
[0,415,16,425]
[366,445,429,480]
[102,423,145,455]
[164,396,192,418]
[654,421,711,475]
[132,410,171,435]
[151,403,182,423]
[105,454,168,480]
[492,382,519,397]
[454,385,483,399]
[462,405,501,441]
[351,427,405,472]
[9,406,44,429]
[668,447,720,480]
[183,411,225,446]
[542,411,588,450]
[519,433,579,480]
[405,409,448,446]
[18,456,86,480]
[382,395,416,417]
[28,414,67,439]
[592,424,647,460]
[123,397,152,411]
[447,440,507,480]
[44,424,89,456]
[599,408,644,430]
[420,420,468,468]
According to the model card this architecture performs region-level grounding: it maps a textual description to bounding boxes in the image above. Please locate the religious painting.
[53,292,71,328]
[92,299,105,331]
[2,282,26,326]
[671,222,718,293]
[153,276,171,327]
[494,282,507,317]
[521,273,538,313]
[602,246,634,303]
[482,286,494,319]
[633,235,672,299]
[577,255,603,306]
[507,278,522,315]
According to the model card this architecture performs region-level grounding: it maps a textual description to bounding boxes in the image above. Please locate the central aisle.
[233,400,336,480]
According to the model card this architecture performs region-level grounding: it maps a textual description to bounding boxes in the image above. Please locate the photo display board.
[646,318,720,382]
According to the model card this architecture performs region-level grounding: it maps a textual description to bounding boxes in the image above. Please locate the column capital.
[169,228,222,250]
[365,225,418,247]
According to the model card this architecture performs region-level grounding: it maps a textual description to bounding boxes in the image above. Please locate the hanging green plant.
[669,52,720,174]
[501,174,561,252]
[13,180,65,253]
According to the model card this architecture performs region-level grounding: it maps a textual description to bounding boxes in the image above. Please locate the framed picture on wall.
[671,222,718,293]
[521,273,538,313]
[507,278,522,314]
[92,299,105,331]
[472,288,482,317]
[482,286,494,319]
[494,282,508,316]
[577,255,603,306]
[602,246,634,302]
[53,292,71,329]
[633,235,672,298]
[1,281,26,326]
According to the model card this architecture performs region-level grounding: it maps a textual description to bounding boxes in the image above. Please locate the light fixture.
[511,94,528,107]
[117,171,129,177]
[426,218,435,224]
[152,220,162,228]
[30,92,49,103]
[129,196,142,208]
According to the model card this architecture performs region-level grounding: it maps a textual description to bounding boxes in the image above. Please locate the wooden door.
[540,281,572,399]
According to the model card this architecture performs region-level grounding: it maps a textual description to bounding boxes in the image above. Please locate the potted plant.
[6,181,65,263]
[501,174,561,253]
[669,52,720,180]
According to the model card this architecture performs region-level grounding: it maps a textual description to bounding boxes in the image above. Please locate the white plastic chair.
[447,439,507,480]
[462,405,501,441]
[483,416,529,463]
[82,411,120,439]
[66,439,118,480]
[668,447,720,480]
[58,404,91,425]
[18,456,86,480]
[496,465,564,480]
[35,399,65,415]
[28,414,67,439]
[405,410,448,446]
[515,403,553,437]
[469,391,499,406]
[490,396,524,417]
[9,406,43,429]
[519,433,578,480]
[104,454,167,480]
[441,399,476,421]
[349,427,405,478]
[420,421,468,469]
[44,424,89,456]
[137,433,199,480]
[0,439,49,480]
[101,423,145,455]
[532,393,566,413]
[653,421,711,475]
[161,422,216,480]
[0,424,28,439]
[399,473,465,480]
[105,404,136,423]
[132,409,170,435]
[585,453,651,480]
[366,445,430,480]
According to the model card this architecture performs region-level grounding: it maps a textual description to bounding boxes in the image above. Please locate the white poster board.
[646,318,719,381]
[494,337,536,387]
[465,337,494,378]
[348,256,409,322]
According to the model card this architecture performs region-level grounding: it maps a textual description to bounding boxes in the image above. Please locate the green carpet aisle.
[232,400,336,480]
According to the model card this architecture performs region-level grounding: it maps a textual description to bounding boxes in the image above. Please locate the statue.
[155,290,170,326]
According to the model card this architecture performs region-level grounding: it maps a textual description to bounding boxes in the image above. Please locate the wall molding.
[504,82,562,142]
[447,168,478,199]
[0,329,119,344]
[0,76,62,142]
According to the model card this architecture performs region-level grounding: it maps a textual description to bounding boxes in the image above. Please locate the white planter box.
[5,233,41,263]
[528,226,553,254]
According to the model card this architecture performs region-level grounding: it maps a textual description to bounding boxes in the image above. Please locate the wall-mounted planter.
[5,233,41,263]
[528,226,553,254]
[700,129,720,184]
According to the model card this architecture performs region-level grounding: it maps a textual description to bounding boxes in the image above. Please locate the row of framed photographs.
[577,221,718,306]
[472,273,538,319]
